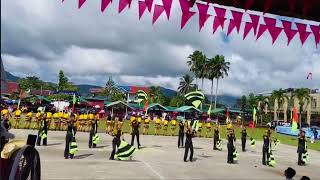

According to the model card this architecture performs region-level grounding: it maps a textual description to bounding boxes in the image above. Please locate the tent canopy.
[175,106,201,113]
[148,103,168,111]
[105,100,133,109]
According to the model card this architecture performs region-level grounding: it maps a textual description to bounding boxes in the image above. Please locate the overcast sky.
[1,0,319,96]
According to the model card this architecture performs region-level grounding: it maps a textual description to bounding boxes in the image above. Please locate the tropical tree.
[239,95,247,113]
[248,93,258,109]
[256,95,269,125]
[148,86,165,104]
[187,50,205,89]
[271,89,289,121]
[292,88,311,128]
[57,70,78,91]
[206,55,230,109]
[110,91,126,102]
[169,95,184,107]
[178,74,195,94]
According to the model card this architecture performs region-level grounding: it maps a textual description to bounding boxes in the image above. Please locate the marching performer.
[89,111,98,148]
[178,119,185,148]
[64,114,78,159]
[24,111,33,129]
[110,124,124,160]
[36,112,48,146]
[34,110,42,129]
[241,126,247,152]
[143,115,150,135]
[297,130,307,166]
[170,118,177,136]
[163,119,169,136]
[183,125,194,162]
[53,111,60,131]
[262,130,271,166]
[197,121,203,137]
[155,116,161,135]
[227,129,237,164]
[213,126,220,150]
[131,118,141,149]
[205,119,212,137]
[13,108,22,129]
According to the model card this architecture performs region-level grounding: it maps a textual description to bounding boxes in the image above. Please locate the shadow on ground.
[74,153,94,159]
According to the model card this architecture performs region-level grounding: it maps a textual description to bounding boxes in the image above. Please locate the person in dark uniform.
[110,124,124,160]
[227,129,236,164]
[131,119,141,149]
[297,130,307,166]
[89,111,98,148]
[36,113,48,146]
[64,114,77,159]
[178,120,185,148]
[262,130,271,165]
[213,126,219,150]
[184,126,194,162]
[241,127,247,152]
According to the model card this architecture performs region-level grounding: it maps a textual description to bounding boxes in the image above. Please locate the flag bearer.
[178,120,185,148]
[24,111,33,129]
[241,127,247,152]
[183,125,194,162]
[213,126,220,150]
[227,130,236,164]
[110,124,124,160]
[89,112,98,148]
[262,130,271,165]
[36,112,48,146]
[297,130,307,166]
[131,118,141,149]
[64,114,78,159]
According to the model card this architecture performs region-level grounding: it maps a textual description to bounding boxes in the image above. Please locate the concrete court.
[10,129,320,180]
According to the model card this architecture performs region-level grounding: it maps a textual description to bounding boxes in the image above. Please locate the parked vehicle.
[267,120,286,129]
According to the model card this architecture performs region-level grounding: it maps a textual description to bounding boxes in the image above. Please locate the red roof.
[130,86,150,94]
[1,82,20,94]
[89,88,104,94]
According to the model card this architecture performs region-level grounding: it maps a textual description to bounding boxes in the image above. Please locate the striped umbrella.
[135,90,148,103]
[115,140,137,160]
[184,91,205,109]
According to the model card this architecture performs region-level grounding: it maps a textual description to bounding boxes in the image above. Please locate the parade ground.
[12,129,320,180]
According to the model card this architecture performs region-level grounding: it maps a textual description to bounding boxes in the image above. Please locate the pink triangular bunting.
[197,3,211,32]
[310,25,320,47]
[153,5,165,25]
[78,0,86,9]
[296,22,311,46]
[181,10,196,29]
[243,22,253,39]
[256,24,268,40]
[269,26,283,44]
[119,0,131,13]
[138,1,147,19]
[179,0,190,11]
[145,0,153,12]
[281,20,298,46]
[264,17,276,27]
[101,0,112,12]
[214,7,226,18]
[249,14,260,35]
[162,0,173,20]
[213,17,226,34]
[227,10,243,36]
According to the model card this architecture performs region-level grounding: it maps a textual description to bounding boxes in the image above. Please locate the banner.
[162,0,173,19]
[227,10,243,36]
[243,14,259,40]
[138,1,147,19]
[101,0,112,12]
[310,25,320,47]
[152,5,165,24]
[196,3,211,32]
[119,0,132,13]
[282,20,298,46]
[181,11,196,29]
[78,0,86,9]
[213,7,226,34]
[295,22,311,46]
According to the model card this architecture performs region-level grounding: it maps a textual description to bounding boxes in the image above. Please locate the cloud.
[1,0,320,97]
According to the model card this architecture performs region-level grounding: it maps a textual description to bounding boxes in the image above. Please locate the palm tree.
[206,55,230,109]
[178,74,195,94]
[271,89,289,121]
[292,88,311,128]
[187,50,205,90]
[256,95,269,125]
[148,86,163,104]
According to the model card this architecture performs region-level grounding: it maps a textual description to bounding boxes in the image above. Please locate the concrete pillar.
[283,100,288,122]
[274,99,278,120]
[307,99,311,126]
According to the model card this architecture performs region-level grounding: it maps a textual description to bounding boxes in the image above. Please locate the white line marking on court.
[141,160,165,180]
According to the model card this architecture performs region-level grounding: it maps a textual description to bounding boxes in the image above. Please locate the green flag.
[207,105,212,115]
[115,140,137,160]
[72,94,76,105]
